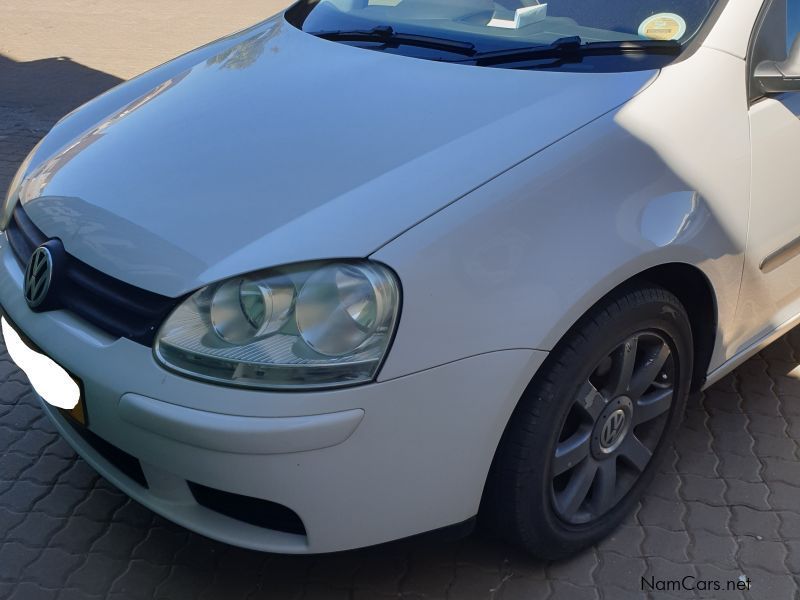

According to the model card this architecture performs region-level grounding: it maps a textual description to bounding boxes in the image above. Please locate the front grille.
[6,205,180,345]
[188,482,307,536]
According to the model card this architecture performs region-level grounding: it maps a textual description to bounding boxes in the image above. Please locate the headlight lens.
[1,142,40,230]
[155,260,400,390]
[296,263,394,356]
[210,275,295,343]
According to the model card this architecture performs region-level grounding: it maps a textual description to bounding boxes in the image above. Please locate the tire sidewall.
[509,291,693,557]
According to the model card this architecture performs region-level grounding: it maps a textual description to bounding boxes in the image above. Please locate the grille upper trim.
[5,204,181,345]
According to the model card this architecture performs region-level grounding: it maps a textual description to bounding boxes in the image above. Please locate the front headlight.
[154,260,401,390]
[1,142,40,230]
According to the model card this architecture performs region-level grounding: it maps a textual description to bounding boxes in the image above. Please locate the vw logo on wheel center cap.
[592,396,634,457]
[24,245,54,309]
[600,409,627,449]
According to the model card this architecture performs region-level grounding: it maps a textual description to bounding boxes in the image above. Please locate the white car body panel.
[377,45,751,379]
[3,0,799,553]
[17,18,656,299]
[0,251,545,552]
[734,94,800,352]
[704,0,765,58]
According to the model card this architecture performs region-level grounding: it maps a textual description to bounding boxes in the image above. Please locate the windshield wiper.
[466,36,681,67]
[310,25,477,56]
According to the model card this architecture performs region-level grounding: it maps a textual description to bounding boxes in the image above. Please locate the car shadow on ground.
[0,53,123,191]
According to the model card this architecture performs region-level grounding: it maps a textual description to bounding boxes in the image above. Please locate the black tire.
[481,283,693,559]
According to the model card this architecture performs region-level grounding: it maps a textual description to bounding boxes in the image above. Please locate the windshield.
[286,0,722,70]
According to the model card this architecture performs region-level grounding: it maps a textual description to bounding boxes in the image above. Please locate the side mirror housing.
[756,34,800,94]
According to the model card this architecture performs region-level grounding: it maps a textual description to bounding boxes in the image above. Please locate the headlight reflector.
[296,263,393,356]
[210,276,295,343]
[155,261,400,389]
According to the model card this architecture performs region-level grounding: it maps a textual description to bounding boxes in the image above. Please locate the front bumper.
[0,241,547,553]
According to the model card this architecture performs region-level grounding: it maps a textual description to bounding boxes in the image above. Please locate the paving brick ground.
[4,325,800,599]
[2,3,800,599]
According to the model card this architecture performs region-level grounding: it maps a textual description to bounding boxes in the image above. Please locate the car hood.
[19,14,657,297]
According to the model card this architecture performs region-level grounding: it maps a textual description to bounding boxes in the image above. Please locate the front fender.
[373,49,749,382]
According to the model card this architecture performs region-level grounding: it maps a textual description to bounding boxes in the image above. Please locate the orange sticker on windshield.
[638,13,687,41]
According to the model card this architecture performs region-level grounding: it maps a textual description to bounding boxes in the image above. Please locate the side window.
[790,0,800,52]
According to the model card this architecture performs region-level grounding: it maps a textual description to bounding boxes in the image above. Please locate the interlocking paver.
[779,511,800,538]
[687,530,738,569]
[680,474,727,506]
[595,524,645,558]
[401,562,453,597]
[754,434,798,461]
[0,542,40,582]
[767,481,800,511]
[7,582,58,600]
[676,449,719,478]
[737,538,788,575]
[499,577,551,600]
[6,511,63,547]
[447,567,509,600]
[22,547,83,589]
[712,431,757,457]
[641,527,690,563]
[593,552,647,592]
[724,479,772,510]
[549,580,597,600]
[744,566,798,598]
[717,452,763,482]
[730,505,780,540]
[685,501,731,537]
[693,563,749,600]
[130,526,190,564]
[108,560,171,600]
[152,564,216,600]
[352,551,410,594]
[546,548,597,586]
[643,471,683,501]
[48,516,109,553]
[90,522,149,560]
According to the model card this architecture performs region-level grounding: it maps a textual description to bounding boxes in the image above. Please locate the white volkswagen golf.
[2,0,798,558]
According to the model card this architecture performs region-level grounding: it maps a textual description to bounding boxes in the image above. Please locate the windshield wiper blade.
[468,36,681,67]
[310,25,477,56]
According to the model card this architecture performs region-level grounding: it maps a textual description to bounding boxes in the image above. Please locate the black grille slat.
[64,293,155,341]
[68,258,175,320]
[6,205,181,345]
[13,206,47,249]
[6,223,36,264]
[6,207,45,266]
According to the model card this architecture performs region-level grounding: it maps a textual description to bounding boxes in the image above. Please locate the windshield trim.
[285,0,731,72]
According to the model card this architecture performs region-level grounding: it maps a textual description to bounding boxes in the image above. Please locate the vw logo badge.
[600,409,627,449]
[24,245,54,309]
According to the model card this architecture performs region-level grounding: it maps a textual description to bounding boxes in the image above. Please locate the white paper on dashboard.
[488,3,547,29]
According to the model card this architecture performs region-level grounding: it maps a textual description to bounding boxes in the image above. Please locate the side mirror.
[755,34,800,94]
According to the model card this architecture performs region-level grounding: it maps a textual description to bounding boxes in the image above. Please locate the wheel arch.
[480,262,718,535]
[539,261,719,393]
[632,263,718,391]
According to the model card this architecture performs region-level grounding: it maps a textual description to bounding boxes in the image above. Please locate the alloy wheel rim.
[550,331,676,525]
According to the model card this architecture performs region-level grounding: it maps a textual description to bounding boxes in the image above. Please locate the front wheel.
[482,284,693,559]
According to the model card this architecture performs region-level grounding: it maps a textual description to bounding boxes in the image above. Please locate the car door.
[735,0,800,349]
